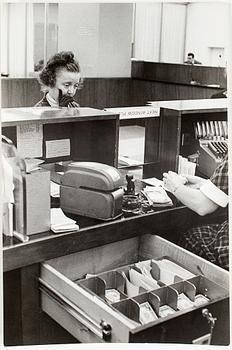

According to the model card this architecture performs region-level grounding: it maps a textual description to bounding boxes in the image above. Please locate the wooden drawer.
[39,234,229,344]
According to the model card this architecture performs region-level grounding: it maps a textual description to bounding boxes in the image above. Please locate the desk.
[2,102,229,345]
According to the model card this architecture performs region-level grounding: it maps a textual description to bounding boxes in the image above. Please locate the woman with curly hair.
[35,51,82,108]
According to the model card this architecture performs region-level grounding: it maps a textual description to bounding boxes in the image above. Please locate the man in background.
[184,52,202,65]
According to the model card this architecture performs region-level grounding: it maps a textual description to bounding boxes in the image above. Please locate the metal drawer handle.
[100,320,112,341]
[192,309,217,345]
[202,308,217,329]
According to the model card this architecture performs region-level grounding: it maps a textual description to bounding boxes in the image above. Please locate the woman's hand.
[163,171,186,193]
[182,174,207,189]
[58,89,79,108]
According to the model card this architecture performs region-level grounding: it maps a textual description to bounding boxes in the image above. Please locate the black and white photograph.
[0,1,231,349]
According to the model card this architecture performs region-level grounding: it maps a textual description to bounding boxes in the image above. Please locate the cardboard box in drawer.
[39,234,229,344]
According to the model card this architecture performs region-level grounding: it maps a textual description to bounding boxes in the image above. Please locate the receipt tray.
[40,235,229,344]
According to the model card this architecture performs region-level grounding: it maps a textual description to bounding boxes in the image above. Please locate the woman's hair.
[38,51,81,88]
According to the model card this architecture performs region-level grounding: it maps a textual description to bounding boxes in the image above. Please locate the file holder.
[98,270,126,293]
[78,271,127,303]
[132,292,160,317]
[78,276,106,299]
[151,286,179,316]
[119,270,147,297]
[112,298,141,325]
[98,270,128,302]
[168,280,196,303]
[187,275,228,301]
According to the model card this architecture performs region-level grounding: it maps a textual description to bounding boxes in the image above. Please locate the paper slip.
[142,187,173,206]
[118,155,142,167]
[17,123,43,158]
[135,261,155,280]
[24,158,45,173]
[177,293,194,310]
[50,208,79,233]
[152,259,195,284]
[129,269,159,291]
[159,305,176,318]
[46,139,70,158]
[142,177,164,187]
[139,302,158,324]
[122,272,140,298]
[105,289,121,303]
[50,181,60,198]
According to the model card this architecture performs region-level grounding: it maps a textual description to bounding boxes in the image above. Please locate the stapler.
[60,162,124,220]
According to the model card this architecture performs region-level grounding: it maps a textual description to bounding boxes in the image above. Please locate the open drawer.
[39,234,229,344]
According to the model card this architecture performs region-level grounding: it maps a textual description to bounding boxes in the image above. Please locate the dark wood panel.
[2,74,224,110]
[72,119,119,166]
[3,269,23,346]
[1,78,42,108]
[1,78,132,108]
[130,79,225,106]
[20,264,41,345]
[131,61,226,88]
[158,108,181,176]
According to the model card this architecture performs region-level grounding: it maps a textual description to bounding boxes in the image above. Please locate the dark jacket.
[34,94,51,107]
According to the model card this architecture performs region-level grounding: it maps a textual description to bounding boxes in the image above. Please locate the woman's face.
[49,68,81,101]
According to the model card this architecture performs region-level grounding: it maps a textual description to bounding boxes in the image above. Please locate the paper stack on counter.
[50,172,64,198]
[50,181,60,198]
[50,208,79,233]
[142,186,173,207]
[24,158,45,173]
[142,177,164,187]
[178,155,196,176]
[118,155,142,167]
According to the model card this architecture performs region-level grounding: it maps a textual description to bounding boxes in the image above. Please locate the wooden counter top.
[3,205,198,272]
[1,107,118,127]
[148,98,227,114]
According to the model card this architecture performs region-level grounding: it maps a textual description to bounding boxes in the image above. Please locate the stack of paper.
[24,158,45,173]
[152,259,195,284]
[50,208,79,233]
[142,186,173,207]
[118,155,142,167]
[50,181,60,198]
[178,155,196,176]
[142,177,164,187]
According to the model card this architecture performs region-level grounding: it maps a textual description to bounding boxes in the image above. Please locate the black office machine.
[60,162,124,220]
[194,120,228,177]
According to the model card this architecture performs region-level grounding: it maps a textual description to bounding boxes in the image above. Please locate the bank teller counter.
[2,103,229,346]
